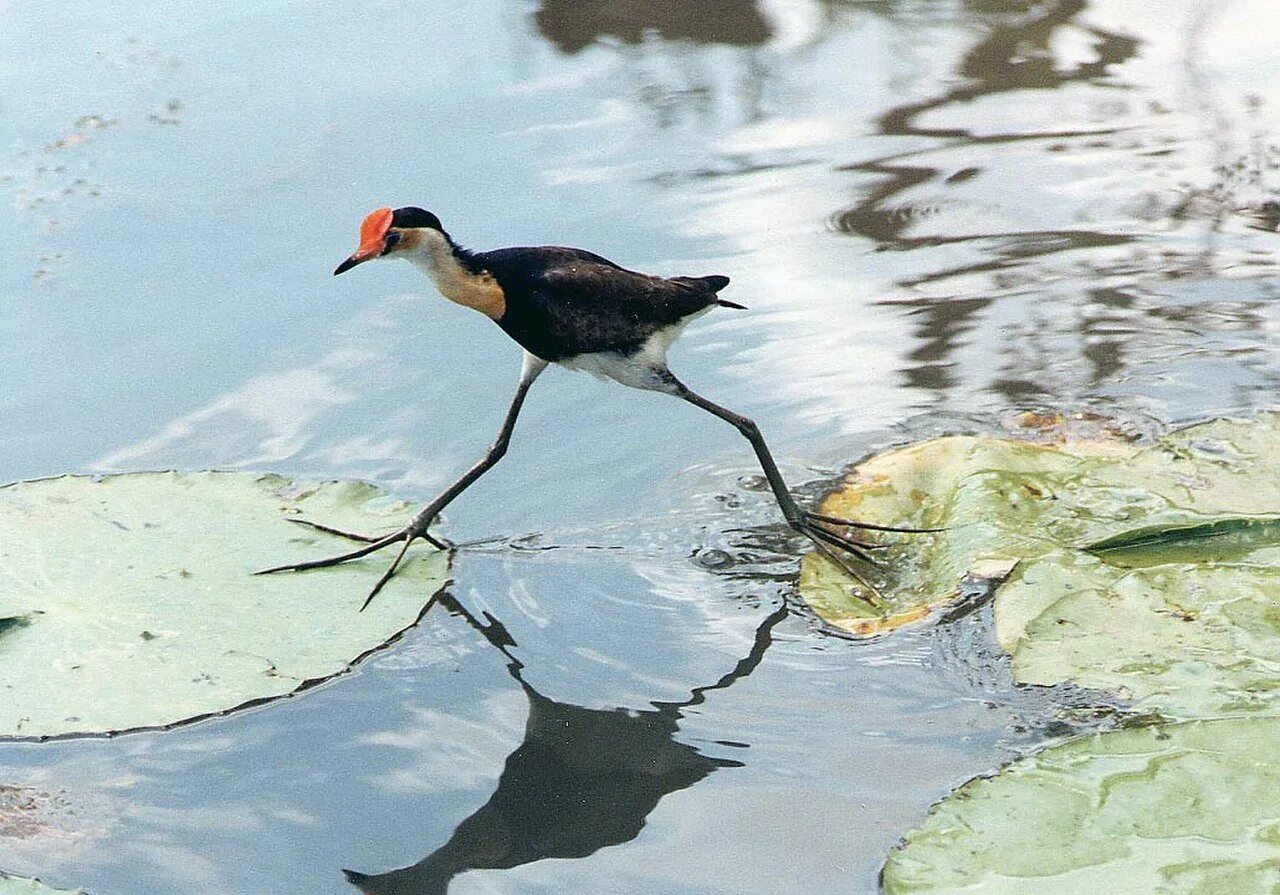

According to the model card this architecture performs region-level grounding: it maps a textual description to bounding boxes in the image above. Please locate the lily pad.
[800,430,1137,633]
[882,717,1280,894]
[0,471,448,738]
[802,415,1280,678]
[0,877,85,894]
[998,550,1280,720]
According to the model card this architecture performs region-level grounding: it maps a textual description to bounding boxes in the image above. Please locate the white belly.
[555,317,701,393]
[557,350,672,391]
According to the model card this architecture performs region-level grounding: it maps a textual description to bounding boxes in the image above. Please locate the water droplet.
[694,548,733,570]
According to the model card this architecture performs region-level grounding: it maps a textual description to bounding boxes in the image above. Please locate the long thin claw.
[808,538,884,607]
[254,530,407,575]
[287,518,381,543]
[805,524,884,568]
[805,520,884,551]
[805,511,945,534]
[359,535,416,612]
[286,517,451,551]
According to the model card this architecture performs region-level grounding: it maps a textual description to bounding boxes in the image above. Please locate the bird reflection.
[343,594,788,894]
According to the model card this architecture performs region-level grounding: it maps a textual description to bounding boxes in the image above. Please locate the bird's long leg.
[667,375,861,531]
[665,374,921,598]
[258,354,548,608]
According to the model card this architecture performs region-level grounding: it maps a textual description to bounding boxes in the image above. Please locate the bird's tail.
[672,274,743,308]
[671,274,729,292]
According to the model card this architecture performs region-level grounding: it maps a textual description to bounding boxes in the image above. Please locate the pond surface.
[1,0,1279,892]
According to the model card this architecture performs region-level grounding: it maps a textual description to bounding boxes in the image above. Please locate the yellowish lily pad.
[802,416,1280,719]
[800,431,1132,634]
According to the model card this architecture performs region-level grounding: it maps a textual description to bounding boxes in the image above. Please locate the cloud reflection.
[90,294,466,492]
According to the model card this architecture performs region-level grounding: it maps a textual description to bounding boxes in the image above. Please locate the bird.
[258,206,930,609]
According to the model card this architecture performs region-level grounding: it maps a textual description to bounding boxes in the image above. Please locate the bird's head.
[334,206,445,275]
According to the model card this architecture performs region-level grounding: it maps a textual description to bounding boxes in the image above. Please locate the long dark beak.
[334,254,367,276]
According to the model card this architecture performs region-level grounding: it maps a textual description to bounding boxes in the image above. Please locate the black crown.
[391,207,443,231]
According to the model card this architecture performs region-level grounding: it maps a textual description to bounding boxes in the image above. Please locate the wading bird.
[259,207,927,608]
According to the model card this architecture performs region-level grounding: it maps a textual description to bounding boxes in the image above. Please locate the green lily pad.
[883,717,1280,894]
[0,876,85,894]
[0,471,448,738]
[999,550,1280,720]
[799,430,1136,634]
[802,418,1280,714]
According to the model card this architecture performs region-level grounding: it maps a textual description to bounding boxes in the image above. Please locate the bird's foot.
[792,516,887,607]
[284,516,451,550]
[797,515,885,563]
[256,514,445,611]
[803,510,944,535]
[794,510,941,609]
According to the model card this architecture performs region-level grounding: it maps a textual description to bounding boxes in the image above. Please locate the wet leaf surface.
[803,416,1280,717]
[0,472,448,738]
[883,718,1280,895]
[800,429,1132,634]
[0,876,85,894]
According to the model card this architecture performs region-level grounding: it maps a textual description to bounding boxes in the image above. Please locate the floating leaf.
[999,556,1280,720]
[1084,515,1280,566]
[801,416,1280,717]
[883,718,1280,894]
[0,472,448,738]
[0,876,85,894]
[800,431,1134,634]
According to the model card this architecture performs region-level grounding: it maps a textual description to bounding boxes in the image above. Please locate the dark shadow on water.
[825,0,1164,408]
[343,593,788,895]
[876,0,1138,141]
[529,0,775,128]
[534,0,772,54]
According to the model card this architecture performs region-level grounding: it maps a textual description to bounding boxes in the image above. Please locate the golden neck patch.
[402,229,506,320]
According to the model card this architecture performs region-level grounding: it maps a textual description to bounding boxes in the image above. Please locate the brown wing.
[480,247,725,361]
[531,263,718,357]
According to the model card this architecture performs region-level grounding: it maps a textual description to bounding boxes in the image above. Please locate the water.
[1,0,1278,891]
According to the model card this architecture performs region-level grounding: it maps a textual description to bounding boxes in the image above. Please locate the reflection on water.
[816,0,1280,417]
[536,0,772,53]
[343,594,785,894]
[836,0,1142,252]
[833,0,1146,395]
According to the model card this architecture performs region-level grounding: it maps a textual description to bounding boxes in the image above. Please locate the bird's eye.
[381,231,403,254]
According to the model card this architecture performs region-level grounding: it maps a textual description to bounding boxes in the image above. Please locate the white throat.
[404,228,467,290]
